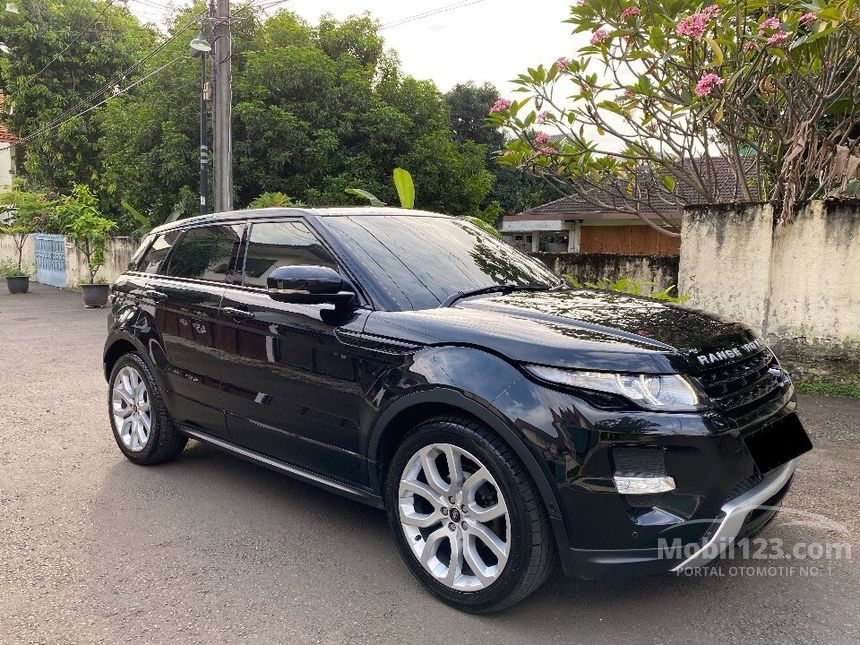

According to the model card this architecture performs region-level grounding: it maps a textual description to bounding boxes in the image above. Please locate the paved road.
[1,283,859,644]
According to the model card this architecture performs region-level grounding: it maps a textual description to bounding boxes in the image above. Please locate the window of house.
[163,225,244,281]
[241,221,338,288]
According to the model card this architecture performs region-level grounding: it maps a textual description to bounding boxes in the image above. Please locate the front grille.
[695,350,785,416]
[726,472,763,501]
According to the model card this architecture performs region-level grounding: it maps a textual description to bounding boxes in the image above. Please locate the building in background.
[501,157,757,256]
[0,93,17,188]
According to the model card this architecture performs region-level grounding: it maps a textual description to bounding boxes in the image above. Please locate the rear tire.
[107,352,187,465]
[385,415,554,613]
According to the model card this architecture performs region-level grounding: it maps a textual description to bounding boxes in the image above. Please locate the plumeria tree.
[490,1,860,234]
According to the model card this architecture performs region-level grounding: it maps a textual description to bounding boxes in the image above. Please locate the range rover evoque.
[104,207,812,612]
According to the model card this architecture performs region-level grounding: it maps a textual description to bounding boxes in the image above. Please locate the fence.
[531,252,680,296]
[0,235,140,288]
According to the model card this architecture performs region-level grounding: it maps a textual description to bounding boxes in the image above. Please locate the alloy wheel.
[111,365,152,452]
[398,443,511,591]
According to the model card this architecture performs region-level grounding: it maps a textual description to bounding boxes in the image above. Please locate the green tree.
[444,81,556,217]
[0,0,158,193]
[57,183,116,283]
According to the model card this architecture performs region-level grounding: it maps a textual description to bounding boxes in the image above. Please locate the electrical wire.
[381,0,486,30]
[18,9,205,144]
[0,55,184,153]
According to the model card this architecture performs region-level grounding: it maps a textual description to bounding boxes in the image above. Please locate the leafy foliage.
[565,274,689,302]
[248,192,304,208]
[57,184,116,283]
[0,185,58,269]
[491,1,860,229]
[0,257,33,277]
[1,6,562,231]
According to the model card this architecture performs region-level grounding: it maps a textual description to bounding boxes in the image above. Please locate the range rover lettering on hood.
[696,337,766,366]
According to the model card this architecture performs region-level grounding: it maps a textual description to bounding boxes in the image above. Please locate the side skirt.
[180,425,385,510]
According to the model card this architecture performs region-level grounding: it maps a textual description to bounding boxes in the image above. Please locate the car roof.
[148,206,450,235]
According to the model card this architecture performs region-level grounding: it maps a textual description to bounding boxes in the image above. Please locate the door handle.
[222,306,255,321]
[144,289,168,302]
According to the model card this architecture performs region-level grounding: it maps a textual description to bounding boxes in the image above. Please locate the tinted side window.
[137,230,181,274]
[242,221,337,288]
[164,225,244,281]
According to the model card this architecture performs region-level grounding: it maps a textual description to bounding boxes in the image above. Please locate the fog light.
[613,476,676,495]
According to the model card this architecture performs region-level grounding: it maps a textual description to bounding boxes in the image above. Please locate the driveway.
[1,283,858,644]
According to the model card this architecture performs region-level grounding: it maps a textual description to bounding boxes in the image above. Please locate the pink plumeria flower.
[537,111,550,124]
[590,29,610,45]
[619,6,640,21]
[675,13,708,40]
[767,30,790,46]
[799,12,817,27]
[534,132,550,145]
[702,5,720,19]
[759,16,781,34]
[538,146,556,155]
[743,41,757,53]
[555,57,571,72]
[490,98,512,113]
[695,72,724,97]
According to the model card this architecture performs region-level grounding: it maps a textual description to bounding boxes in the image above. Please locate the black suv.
[104,207,811,612]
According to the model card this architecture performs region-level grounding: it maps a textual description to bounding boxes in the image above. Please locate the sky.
[127,0,579,97]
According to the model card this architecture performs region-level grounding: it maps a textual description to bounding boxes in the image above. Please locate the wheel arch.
[368,389,563,524]
[103,337,140,381]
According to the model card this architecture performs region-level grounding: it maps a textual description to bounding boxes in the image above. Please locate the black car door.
[217,219,368,483]
[146,223,245,440]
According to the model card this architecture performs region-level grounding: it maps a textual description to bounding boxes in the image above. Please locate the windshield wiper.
[440,284,550,308]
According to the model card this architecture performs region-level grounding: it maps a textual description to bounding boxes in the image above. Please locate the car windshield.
[320,215,562,311]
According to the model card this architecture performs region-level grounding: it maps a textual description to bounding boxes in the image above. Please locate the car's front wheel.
[385,415,554,613]
[108,352,187,465]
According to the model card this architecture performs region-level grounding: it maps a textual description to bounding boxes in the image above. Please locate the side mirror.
[266,265,355,305]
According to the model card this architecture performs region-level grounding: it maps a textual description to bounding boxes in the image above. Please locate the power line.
[381,0,486,30]
[22,10,205,144]
[0,55,184,152]
[9,0,119,98]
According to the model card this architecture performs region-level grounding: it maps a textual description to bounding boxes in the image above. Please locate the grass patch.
[794,376,860,399]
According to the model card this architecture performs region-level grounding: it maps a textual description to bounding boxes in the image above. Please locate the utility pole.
[198,48,209,215]
[213,0,233,212]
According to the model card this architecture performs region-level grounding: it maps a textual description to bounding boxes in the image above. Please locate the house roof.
[511,156,759,222]
[0,93,18,144]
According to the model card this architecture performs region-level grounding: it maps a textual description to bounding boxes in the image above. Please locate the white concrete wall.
[679,200,860,363]
[64,236,141,287]
[0,233,35,272]
[0,235,141,286]
[0,147,12,188]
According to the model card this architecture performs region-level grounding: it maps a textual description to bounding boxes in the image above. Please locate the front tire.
[108,352,187,465]
[385,415,554,613]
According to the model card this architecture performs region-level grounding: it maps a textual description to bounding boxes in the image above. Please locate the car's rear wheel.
[385,415,554,613]
[108,352,187,465]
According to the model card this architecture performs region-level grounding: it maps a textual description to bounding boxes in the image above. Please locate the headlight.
[524,365,702,411]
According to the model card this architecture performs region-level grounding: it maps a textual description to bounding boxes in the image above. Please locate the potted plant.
[0,258,33,293]
[0,186,55,294]
[58,184,116,307]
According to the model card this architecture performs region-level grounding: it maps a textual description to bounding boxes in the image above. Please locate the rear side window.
[242,221,337,288]
[137,230,181,274]
[164,225,244,282]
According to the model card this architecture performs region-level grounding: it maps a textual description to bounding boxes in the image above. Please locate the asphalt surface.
[1,282,859,644]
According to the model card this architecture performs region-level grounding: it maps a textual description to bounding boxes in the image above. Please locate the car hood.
[363,289,761,373]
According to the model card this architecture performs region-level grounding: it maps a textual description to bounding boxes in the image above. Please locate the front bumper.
[671,458,795,571]
[556,460,796,578]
